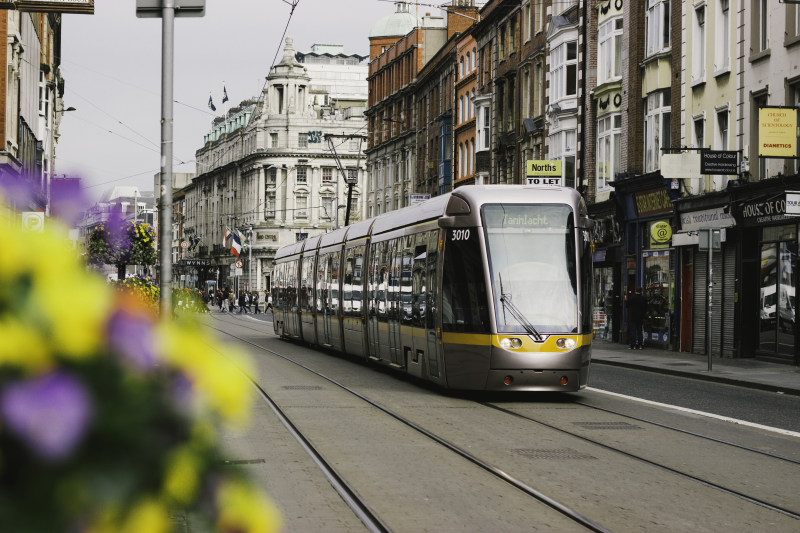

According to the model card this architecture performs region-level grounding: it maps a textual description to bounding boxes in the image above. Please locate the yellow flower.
[162,446,201,505]
[216,478,282,533]
[88,499,171,533]
[0,317,52,372]
[156,324,255,426]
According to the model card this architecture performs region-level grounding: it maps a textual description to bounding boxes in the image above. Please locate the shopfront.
[612,175,679,350]
[672,198,737,356]
[589,199,623,343]
[732,178,800,364]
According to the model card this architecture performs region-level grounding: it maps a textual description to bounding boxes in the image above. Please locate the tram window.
[482,204,578,332]
[401,236,414,325]
[330,252,340,314]
[412,238,428,327]
[442,228,491,333]
[426,231,439,330]
[352,246,364,315]
[301,256,314,314]
[317,254,327,313]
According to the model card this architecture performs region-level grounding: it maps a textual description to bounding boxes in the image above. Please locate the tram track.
[207,315,612,532]
[207,313,800,529]
[481,401,800,521]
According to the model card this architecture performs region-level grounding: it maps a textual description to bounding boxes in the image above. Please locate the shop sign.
[180,258,210,266]
[634,188,673,217]
[526,160,562,186]
[737,195,791,227]
[649,220,672,249]
[15,1,94,14]
[787,192,800,216]
[700,150,739,175]
[679,207,736,231]
[758,106,798,158]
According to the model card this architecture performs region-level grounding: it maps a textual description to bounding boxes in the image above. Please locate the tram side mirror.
[438,216,456,228]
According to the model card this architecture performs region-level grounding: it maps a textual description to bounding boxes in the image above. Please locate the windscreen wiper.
[499,274,544,342]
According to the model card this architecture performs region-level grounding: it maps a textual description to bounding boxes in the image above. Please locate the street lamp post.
[136,0,205,319]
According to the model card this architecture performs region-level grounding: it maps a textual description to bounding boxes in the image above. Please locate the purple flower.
[1,372,92,461]
[106,309,158,371]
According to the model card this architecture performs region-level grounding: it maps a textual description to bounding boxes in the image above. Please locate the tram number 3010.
[451,229,471,241]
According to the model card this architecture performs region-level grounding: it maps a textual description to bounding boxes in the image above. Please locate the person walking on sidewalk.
[627,287,647,349]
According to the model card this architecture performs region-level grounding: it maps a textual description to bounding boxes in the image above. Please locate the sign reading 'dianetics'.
[758,106,798,158]
[526,160,562,186]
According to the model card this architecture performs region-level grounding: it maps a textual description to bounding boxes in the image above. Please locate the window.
[523,2,531,42]
[296,196,308,218]
[298,133,308,148]
[716,0,730,71]
[759,0,769,51]
[692,6,706,81]
[644,90,671,173]
[478,106,490,150]
[550,129,577,188]
[460,57,464,78]
[499,24,506,59]
[322,167,334,183]
[459,143,465,178]
[716,108,729,149]
[510,17,517,53]
[645,0,671,57]
[597,114,622,191]
[270,132,278,148]
[551,41,578,101]
[694,116,705,148]
[459,95,464,123]
[297,166,308,184]
[598,17,623,84]
[321,195,334,220]
[266,193,276,218]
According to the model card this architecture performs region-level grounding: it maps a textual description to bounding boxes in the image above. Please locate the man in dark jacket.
[627,288,647,349]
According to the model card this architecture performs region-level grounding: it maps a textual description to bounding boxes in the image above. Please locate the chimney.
[447,0,478,39]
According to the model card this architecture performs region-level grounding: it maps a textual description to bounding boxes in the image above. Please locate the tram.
[271,185,594,391]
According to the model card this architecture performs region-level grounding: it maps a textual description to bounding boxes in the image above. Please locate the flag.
[188,236,200,251]
[223,228,231,247]
[222,86,229,104]
[230,232,242,258]
[208,95,216,112]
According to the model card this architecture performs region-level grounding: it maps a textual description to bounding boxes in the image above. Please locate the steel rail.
[207,320,612,533]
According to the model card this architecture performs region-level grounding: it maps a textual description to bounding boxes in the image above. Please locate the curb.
[592,358,800,397]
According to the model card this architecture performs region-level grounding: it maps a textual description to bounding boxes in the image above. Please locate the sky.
[57,0,443,201]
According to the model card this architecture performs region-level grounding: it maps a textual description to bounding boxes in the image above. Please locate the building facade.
[184,38,368,292]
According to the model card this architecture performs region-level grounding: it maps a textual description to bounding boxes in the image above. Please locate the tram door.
[425,230,441,378]
[367,241,387,359]
[387,238,404,366]
[316,253,332,346]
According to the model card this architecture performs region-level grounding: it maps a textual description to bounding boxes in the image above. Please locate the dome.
[369,2,419,39]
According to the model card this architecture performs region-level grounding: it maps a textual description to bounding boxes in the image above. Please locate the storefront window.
[593,266,615,341]
[643,250,671,344]
[759,224,797,356]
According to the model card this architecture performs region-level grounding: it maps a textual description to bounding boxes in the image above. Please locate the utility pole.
[137,0,205,319]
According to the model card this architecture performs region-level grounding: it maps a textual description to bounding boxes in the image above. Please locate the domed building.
[369,1,420,60]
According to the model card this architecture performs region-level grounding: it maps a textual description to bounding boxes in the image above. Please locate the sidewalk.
[591,341,800,396]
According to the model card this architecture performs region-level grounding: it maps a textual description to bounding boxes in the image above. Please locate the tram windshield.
[482,204,578,333]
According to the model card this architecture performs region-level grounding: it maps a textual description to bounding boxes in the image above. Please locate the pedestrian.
[253,291,260,314]
[238,291,247,314]
[626,287,647,350]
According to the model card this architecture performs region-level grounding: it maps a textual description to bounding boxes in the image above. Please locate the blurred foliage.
[87,219,157,273]
[0,196,281,533]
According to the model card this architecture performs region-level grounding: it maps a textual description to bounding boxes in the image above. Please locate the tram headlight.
[555,338,576,350]
[499,337,523,350]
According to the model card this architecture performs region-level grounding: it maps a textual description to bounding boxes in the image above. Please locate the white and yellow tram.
[272,185,594,391]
